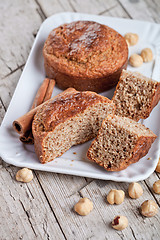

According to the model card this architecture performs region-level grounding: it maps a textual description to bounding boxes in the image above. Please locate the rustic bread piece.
[112,70,160,121]
[87,114,157,171]
[32,88,115,163]
[43,21,128,93]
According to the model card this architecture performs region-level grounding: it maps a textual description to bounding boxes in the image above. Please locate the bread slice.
[87,114,157,171]
[112,70,160,121]
[32,88,115,163]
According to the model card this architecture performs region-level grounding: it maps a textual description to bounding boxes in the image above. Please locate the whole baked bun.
[43,21,128,93]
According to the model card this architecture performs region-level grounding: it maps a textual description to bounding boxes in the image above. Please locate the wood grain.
[0,0,160,239]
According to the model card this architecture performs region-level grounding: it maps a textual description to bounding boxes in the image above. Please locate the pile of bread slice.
[32,70,160,171]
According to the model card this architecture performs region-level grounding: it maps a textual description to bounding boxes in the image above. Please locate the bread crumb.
[147,157,151,160]
[73,152,77,155]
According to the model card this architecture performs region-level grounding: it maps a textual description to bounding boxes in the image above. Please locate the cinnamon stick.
[14,105,40,135]
[43,79,55,102]
[31,78,50,109]
[13,88,75,140]
[19,131,34,144]
[17,78,55,144]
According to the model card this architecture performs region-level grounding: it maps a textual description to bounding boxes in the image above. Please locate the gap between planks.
[2,63,25,80]
[34,172,68,240]
[35,0,47,19]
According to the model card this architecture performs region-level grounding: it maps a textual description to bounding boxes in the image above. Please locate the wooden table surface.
[0,1,160,239]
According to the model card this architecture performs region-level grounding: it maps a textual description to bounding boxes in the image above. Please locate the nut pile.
[15,158,160,232]
[73,179,159,231]
[125,32,153,67]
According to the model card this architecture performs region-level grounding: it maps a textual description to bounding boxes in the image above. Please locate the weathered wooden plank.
[37,0,130,19]
[101,2,130,18]
[36,0,73,17]
[36,169,160,240]
[0,102,6,124]
[34,172,94,239]
[0,0,42,79]
[144,171,160,204]
[37,0,116,16]
[0,69,24,110]
[119,0,160,22]
[35,172,110,240]
[145,0,160,23]
[69,0,116,15]
[0,161,66,240]
[79,178,160,240]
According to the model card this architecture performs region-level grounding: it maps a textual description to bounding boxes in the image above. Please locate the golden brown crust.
[34,91,111,132]
[43,21,128,93]
[122,136,157,169]
[33,131,48,164]
[32,88,115,163]
[33,88,77,163]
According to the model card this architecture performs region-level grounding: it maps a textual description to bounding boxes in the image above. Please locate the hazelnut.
[141,200,158,217]
[155,157,160,173]
[128,182,143,199]
[112,216,128,231]
[107,189,125,205]
[124,33,139,46]
[74,197,93,216]
[16,168,33,183]
[141,48,153,62]
[129,54,143,67]
[153,180,160,194]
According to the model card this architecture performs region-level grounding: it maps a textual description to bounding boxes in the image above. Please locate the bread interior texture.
[42,102,114,162]
[87,115,155,170]
[113,71,156,120]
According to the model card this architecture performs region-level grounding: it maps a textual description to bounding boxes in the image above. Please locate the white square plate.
[0,12,160,182]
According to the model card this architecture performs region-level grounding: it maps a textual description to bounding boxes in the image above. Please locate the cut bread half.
[87,114,157,171]
[32,88,115,163]
[112,70,160,121]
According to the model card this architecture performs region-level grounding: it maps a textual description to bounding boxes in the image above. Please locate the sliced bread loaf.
[32,88,115,163]
[87,114,157,171]
[112,70,160,121]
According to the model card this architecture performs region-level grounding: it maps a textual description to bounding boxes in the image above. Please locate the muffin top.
[43,21,128,78]
[33,89,111,132]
